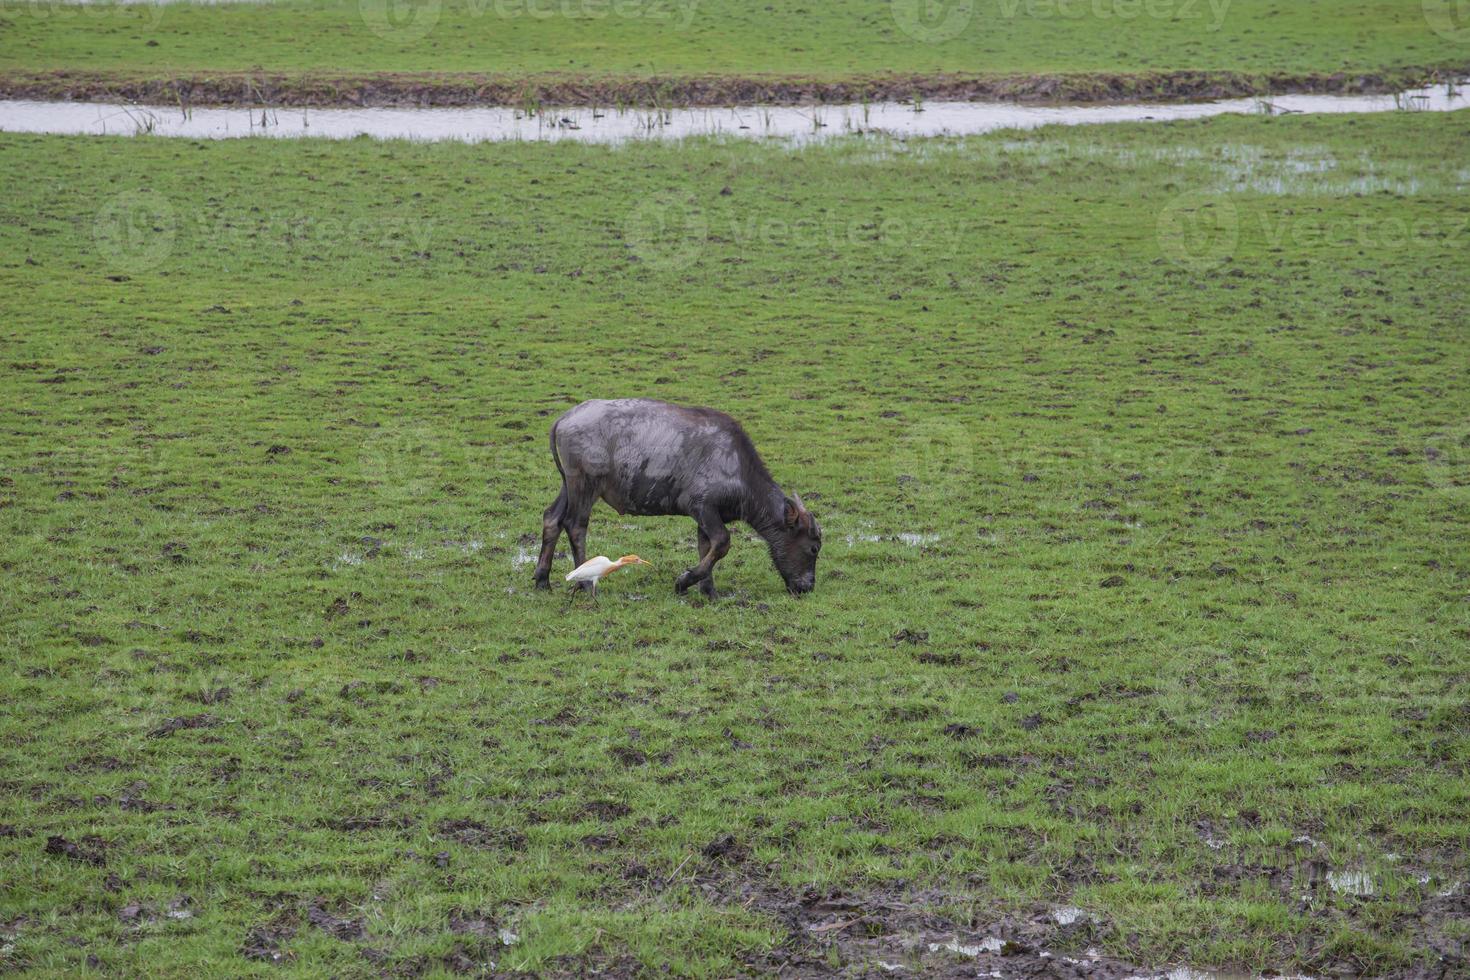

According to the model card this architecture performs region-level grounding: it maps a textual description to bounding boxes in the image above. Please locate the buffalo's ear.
[784,496,800,528]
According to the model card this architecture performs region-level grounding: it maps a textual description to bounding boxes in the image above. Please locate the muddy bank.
[2,66,1465,108]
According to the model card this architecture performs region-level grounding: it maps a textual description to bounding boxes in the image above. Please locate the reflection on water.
[0,83,1464,144]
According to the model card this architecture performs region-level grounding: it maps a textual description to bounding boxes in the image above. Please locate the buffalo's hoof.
[675,570,701,594]
[699,579,717,600]
[533,576,551,590]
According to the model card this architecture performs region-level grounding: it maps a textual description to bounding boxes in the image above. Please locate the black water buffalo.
[532,399,821,598]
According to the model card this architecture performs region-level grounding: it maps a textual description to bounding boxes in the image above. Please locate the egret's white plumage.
[565,554,651,598]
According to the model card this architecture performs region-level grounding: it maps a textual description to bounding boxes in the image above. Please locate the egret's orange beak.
[620,554,651,567]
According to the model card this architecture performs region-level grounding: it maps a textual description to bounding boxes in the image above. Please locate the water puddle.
[838,521,941,547]
[923,932,1302,980]
[1050,906,1086,925]
[0,82,1463,144]
[1326,869,1376,897]
[927,936,1005,956]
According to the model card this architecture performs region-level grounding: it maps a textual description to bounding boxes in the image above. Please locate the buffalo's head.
[771,495,821,594]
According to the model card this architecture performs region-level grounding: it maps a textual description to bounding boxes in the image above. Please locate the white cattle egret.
[565,554,651,599]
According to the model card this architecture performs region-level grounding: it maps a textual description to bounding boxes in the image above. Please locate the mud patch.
[435,818,528,851]
[318,813,413,832]
[447,909,499,937]
[241,920,296,962]
[306,899,366,941]
[147,713,217,737]
[720,880,1148,979]
[579,800,633,822]
[43,834,106,866]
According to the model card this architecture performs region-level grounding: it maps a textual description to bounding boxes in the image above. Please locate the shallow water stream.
[0,82,1464,144]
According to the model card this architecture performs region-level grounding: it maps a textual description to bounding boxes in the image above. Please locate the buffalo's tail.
[549,417,567,482]
[543,418,569,529]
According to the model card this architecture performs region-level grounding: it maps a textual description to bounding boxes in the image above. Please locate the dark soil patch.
[241,920,296,962]
[578,800,633,822]
[0,67,1462,109]
[189,686,232,705]
[147,713,217,738]
[306,898,366,941]
[318,813,414,832]
[581,833,620,850]
[446,909,498,937]
[118,780,174,813]
[117,902,152,925]
[701,833,749,864]
[43,834,106,866]
[609,745,648,767]
[435,818,528,851]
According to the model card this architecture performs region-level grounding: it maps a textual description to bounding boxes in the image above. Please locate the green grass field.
[2,0,1467,82]
[1,110,1469,976]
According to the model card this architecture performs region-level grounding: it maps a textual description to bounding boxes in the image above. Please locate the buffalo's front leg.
[677,513,728,598]
[694,530,718,599]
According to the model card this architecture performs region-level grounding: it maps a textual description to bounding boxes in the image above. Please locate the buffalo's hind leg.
[533,485,568,589]
[678,512,729,599]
